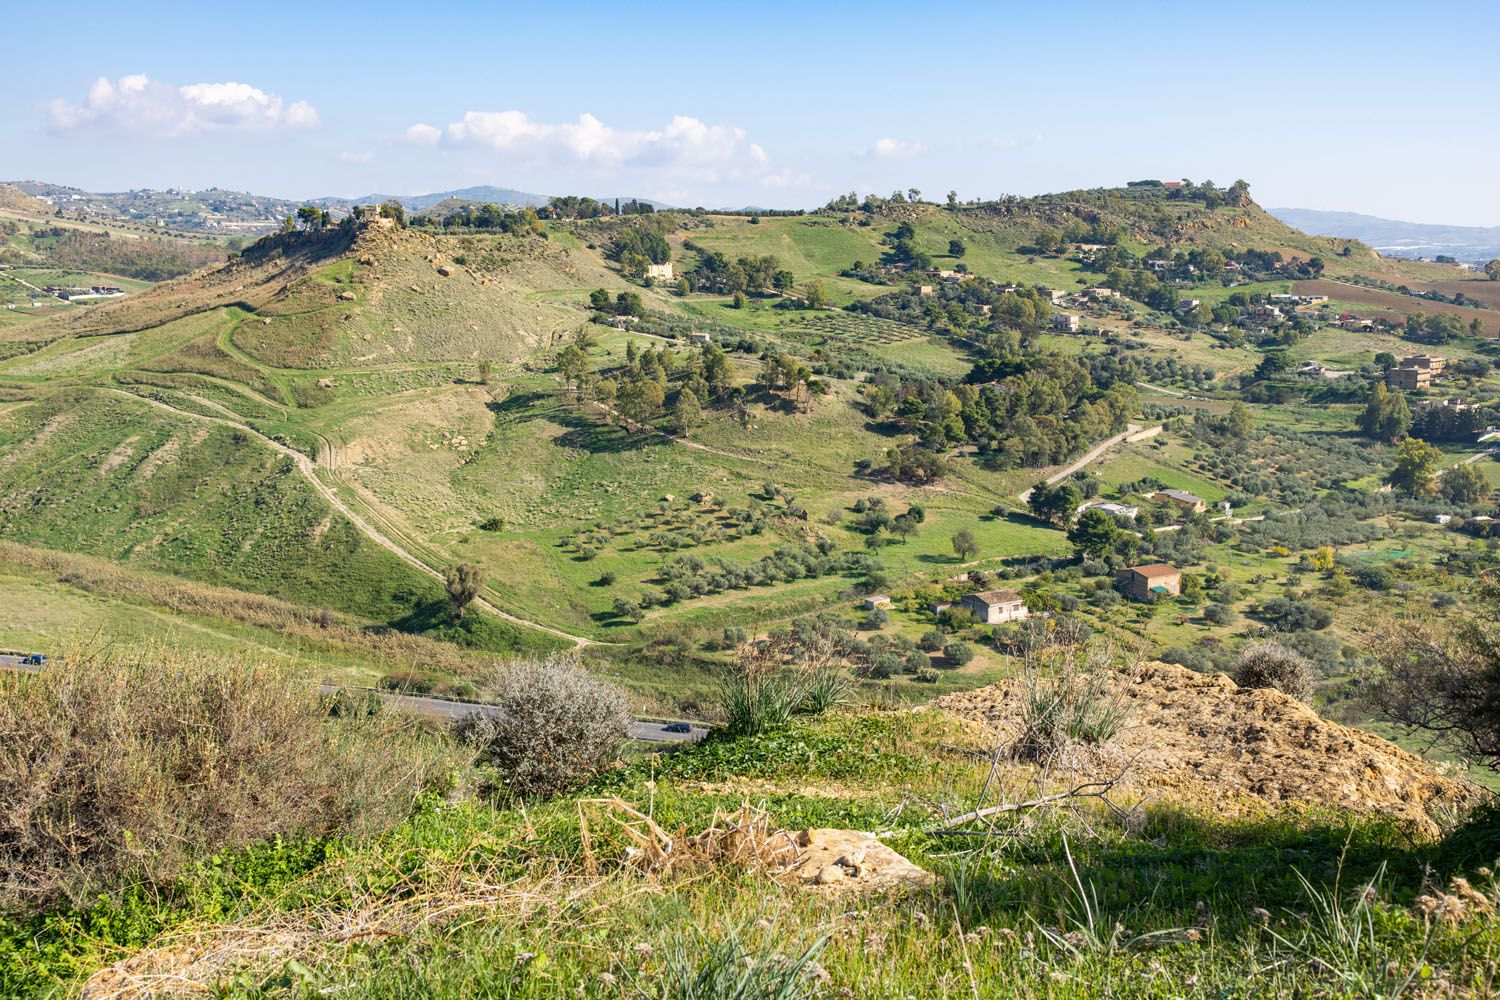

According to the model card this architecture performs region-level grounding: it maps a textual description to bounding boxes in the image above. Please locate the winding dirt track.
[103,387,593,648]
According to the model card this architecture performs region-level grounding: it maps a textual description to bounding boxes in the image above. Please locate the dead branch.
[926,767,1133,835]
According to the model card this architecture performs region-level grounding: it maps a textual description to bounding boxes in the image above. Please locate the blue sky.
[3,0,1498,223]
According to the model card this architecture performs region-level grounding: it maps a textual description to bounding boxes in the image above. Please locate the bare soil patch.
[933,660,1483,837]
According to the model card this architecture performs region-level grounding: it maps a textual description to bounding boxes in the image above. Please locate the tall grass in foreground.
[1011,644,1133,762]
[0,641,467,914]
[718,630,852,736]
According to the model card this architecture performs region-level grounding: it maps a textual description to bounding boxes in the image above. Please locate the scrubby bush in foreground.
[1370,577,1500,769]
[1233,640,1316,701]
[0,643,462,914]
[457,654,632,800]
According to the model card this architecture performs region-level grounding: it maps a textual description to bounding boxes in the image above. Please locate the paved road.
[325,685,710,744]
[0,661,706,745]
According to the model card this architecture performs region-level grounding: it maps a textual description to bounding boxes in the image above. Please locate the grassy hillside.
[2,188,1498,712]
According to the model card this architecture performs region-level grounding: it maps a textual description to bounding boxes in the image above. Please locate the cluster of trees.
[1193,420,1386,503]
[278,205,334,233]
[654,542,860,604]
[857,355,1136,471]
[413,204,543,235]
[883,220,934,270]
[1131,178,1253,209]
[1087,351,1217,390]
[846,497,925,544]
[1242,494,1398,549]
[755,351,825,410]
[18,227,224,281]
[1403,311,1481,344]
[542,196,608,219]
[1388,438,1491,503]
[562,338,739,438]
[681,245,793,295]
[1412,400,1499,442]
[851,281,1054,338]
[588,288,645,318]
[609,226,671,279]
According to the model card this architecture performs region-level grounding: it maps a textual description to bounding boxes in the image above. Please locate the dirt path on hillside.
[103,387,593,648]
[1017,424,1154,503]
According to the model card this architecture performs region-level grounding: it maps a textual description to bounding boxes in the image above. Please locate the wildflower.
[633,942,654,959]
[1182,928,1202,943]
[805,963,832,983]
[1251,907,1272,925]
[514,951,536,967]
[599,972,618,986]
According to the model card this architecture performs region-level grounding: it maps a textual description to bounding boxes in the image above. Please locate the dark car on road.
[663,721,693,734]
[21,653,47,666]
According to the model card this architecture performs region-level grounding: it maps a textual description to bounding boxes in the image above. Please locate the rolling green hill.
[3,184,1497,706]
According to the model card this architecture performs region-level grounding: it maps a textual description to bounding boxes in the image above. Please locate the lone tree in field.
[444,563,486,618]
[951,527,979,561]
[1387,437,1442,496]
[668,387,702,435]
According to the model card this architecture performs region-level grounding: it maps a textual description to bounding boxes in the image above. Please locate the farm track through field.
[1017,424,1153,503]
[103,386,594,648]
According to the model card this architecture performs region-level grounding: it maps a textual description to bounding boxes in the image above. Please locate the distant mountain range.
[327,186,550,212]
[1269,207,1500,263]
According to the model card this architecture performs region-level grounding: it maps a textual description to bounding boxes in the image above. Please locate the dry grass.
[0,540,498,677]
[579,798,801,879]
[0,640,468,914]
[79,855,603,1000]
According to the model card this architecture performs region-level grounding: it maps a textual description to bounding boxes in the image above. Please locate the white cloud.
[337,150,374,164]
[40,74,319,138]
[395,122,442,145]
[861,137,926,160]
[410,110,781,183]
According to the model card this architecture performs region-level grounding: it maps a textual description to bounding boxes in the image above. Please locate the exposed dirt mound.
[933,660,1483,837]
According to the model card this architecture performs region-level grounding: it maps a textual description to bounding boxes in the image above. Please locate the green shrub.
[1012,650,1132,761]
[379,669,438,694]
[942,641,974,666]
